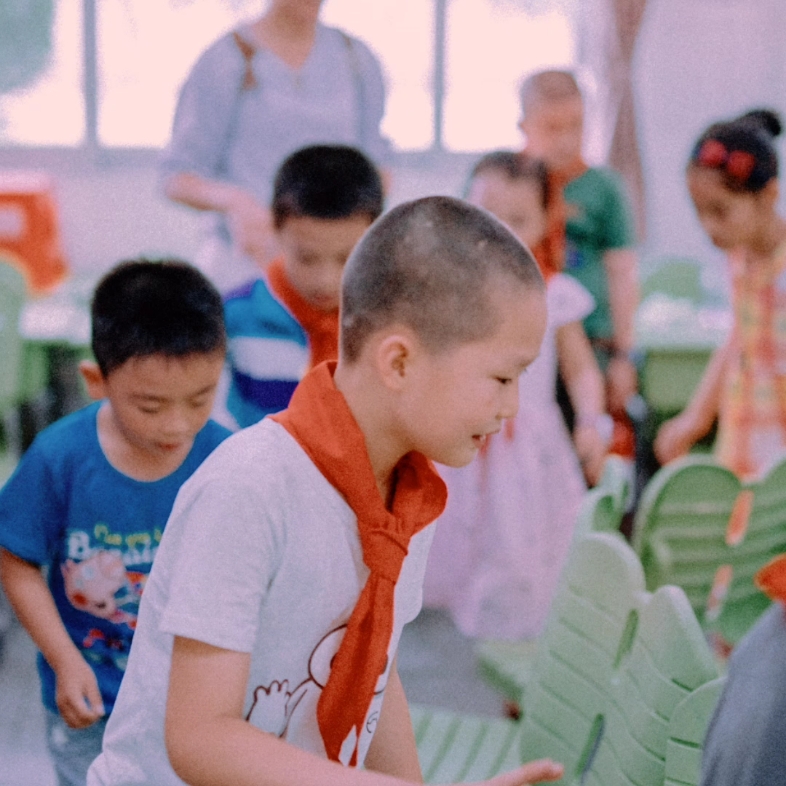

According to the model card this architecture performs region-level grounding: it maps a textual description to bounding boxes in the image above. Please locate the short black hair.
[468,150,550,210]
[91,259,226,376]
[689,108,782,193]
[341,196,544,362]
[272,145,384,230]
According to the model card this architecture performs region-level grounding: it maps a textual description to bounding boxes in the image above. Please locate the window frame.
[0,0,578,172]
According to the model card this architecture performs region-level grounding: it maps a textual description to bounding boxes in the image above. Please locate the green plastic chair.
[664,678,726,786]
[412,532,721,785]
[632,453,786,648]
[475,456,631,705]
[0,259,27,456]
[640,258,704,304]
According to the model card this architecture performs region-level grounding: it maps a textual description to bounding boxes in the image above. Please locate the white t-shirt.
[88,419,435,786]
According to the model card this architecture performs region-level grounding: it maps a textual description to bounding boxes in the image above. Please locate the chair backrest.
[573,455,631,540]
[664,677,726,786]
[632,454,786,646]
[0,257,27,415]
[641,258,704,303]
[518,532,719,786]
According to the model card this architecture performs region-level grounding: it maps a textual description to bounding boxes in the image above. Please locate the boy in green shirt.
[519,69,640,455]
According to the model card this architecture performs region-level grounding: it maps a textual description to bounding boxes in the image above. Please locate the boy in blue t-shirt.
[0,259,230,786]
[218,144,384,429]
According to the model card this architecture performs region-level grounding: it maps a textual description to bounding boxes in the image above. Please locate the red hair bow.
[697,139,756,182]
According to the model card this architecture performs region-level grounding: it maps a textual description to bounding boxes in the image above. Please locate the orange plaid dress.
[716,243,786,479]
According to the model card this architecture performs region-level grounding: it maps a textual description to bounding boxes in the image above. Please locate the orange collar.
[271,362,446,764]
[267,258,339,368]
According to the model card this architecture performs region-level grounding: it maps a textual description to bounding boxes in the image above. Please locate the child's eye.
[138,406,160,415]
[496,377,513,386]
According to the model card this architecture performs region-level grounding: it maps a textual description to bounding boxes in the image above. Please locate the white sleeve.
[547,273,596,329]
[160,471,284,653]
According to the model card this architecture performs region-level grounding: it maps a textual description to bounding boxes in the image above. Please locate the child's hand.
[654,412,698,466]
[574,422,608,487]
[54,652,105,729]
[606,356,638,415]
[471,759,564,785]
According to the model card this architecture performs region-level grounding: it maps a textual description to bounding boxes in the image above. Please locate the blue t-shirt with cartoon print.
[0,402,230,715]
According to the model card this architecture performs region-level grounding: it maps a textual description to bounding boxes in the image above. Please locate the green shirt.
[563,167,635,341]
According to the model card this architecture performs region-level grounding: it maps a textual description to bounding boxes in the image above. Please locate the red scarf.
[267,258,339,369]
[271,362,446,764]
[520,152,588,281]
[756,554,786,603]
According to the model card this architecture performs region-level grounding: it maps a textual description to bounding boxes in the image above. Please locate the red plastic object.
[0,170,68,293]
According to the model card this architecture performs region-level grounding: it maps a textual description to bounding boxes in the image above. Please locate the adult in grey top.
[160,0,390,293]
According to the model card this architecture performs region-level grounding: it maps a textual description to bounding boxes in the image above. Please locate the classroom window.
[0,0,579,154]
[0,1,84,146]
[443,0,577,152]
[322,0,434,151]
[97,0,259,147]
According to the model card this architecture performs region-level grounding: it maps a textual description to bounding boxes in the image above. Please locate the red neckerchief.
[756,554,786,603]
[519,152,588,280]
[267,258,339,369]
[271,362,446,764]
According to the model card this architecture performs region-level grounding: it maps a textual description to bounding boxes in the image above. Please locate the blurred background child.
[655,109,786,480]
[424,151,609,641]
[519,69,639,460]
[216,145,383,430]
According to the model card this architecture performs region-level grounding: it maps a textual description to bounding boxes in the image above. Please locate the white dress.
[423,274,595,640]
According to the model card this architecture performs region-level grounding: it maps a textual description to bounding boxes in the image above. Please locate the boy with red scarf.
[87,197,562,786]
[218,144,383,429]
[519,70,639,457]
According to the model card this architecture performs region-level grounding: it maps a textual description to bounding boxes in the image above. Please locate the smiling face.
[687,166,774,251]
[520,96,584,172]
[467,171,548,250]
[85,351,224,477]
[396,279,547,468]
[277,214,372,312]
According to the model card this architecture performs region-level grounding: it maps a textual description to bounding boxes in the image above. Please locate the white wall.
[0,154,473,278]
[633,0,786,293]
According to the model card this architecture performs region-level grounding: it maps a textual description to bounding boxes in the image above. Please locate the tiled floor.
[0,607,503,785]
[0,622,57,786]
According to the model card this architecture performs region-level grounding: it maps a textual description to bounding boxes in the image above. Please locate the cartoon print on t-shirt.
[62,551,147,624]
[246,624,389,742]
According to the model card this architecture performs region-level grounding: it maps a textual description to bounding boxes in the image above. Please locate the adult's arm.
[163,171,273,265]
[0,549,104,727]
[160,33,274,264]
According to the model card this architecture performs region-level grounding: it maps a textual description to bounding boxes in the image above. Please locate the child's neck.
[252,6,318,69]
[747,215,786,260]
[96,403,193,483]
[333,364,404,507]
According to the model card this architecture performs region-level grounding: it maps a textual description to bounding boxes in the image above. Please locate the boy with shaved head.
[519,69,639,456]
[88,197,562,786]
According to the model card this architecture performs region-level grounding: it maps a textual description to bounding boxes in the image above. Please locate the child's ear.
[375,331,417,391]
[79,360,108,401]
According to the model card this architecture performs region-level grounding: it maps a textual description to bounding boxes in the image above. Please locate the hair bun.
[739,108,783,139]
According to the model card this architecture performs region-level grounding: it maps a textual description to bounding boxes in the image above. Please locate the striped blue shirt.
[224,279,309,428]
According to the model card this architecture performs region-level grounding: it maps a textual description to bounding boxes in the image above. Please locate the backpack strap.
[233,30,257,90]
[232,28,367,144]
